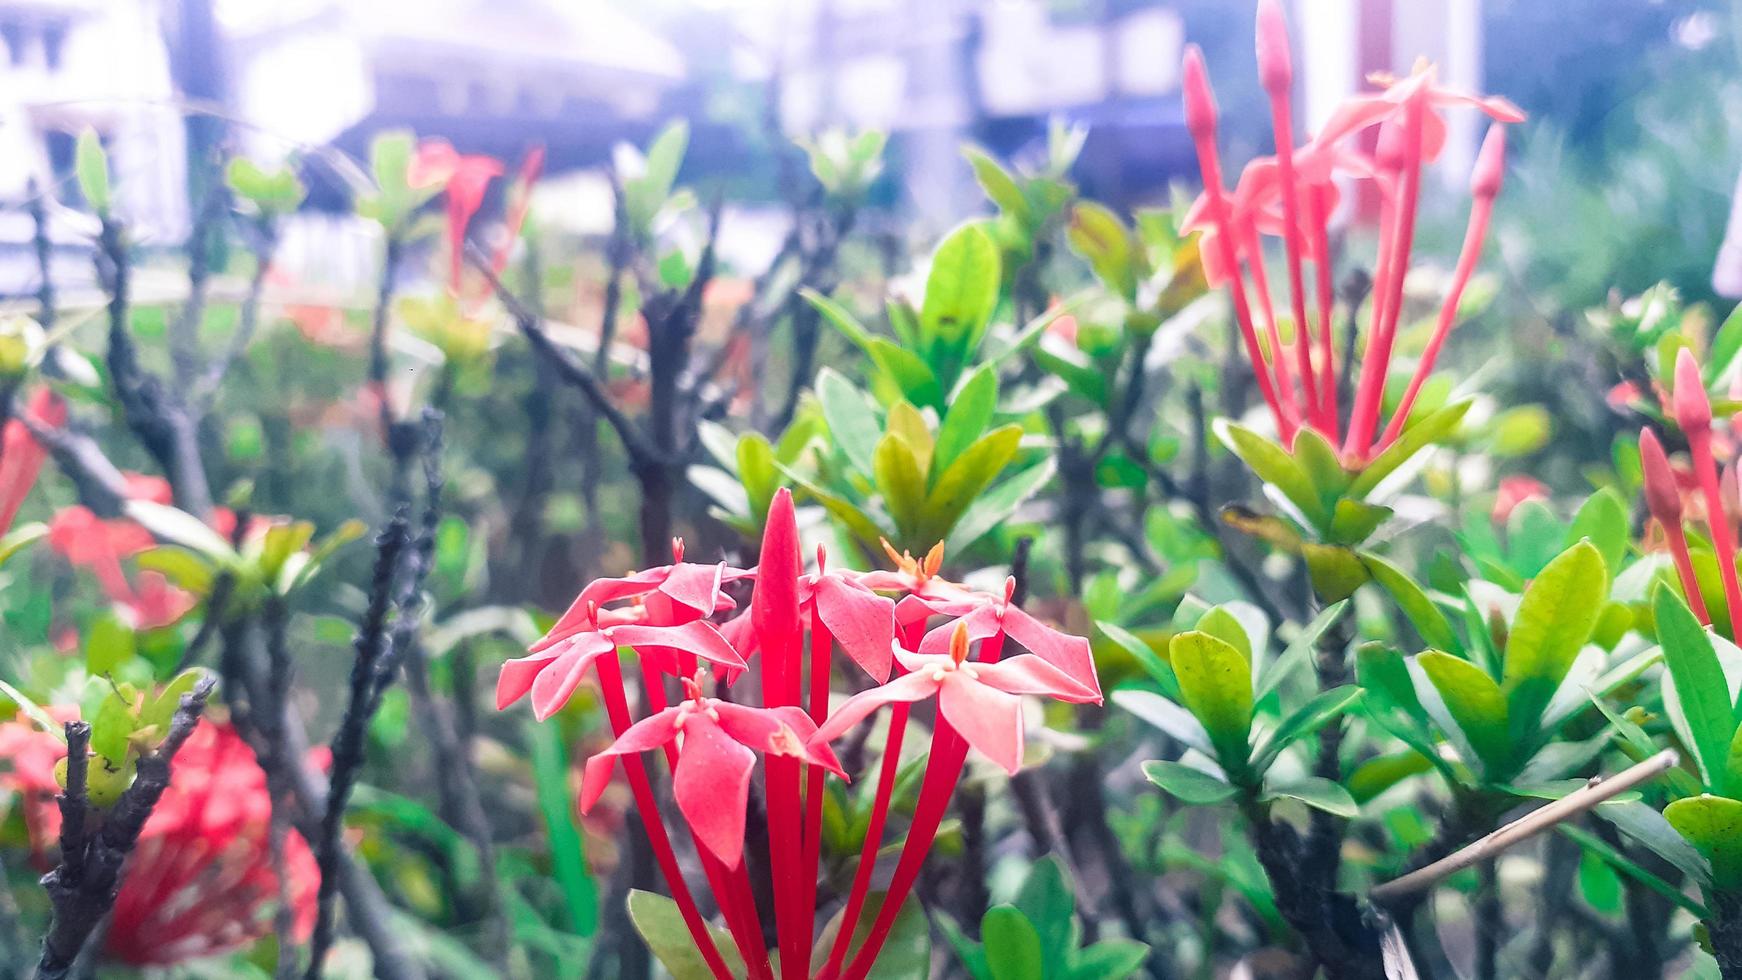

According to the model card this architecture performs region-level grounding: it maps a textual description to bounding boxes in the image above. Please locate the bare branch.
[1370,751,1679,905]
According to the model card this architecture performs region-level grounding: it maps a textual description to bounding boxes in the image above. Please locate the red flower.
[0,387,64,535]
[580,677,843,867]
[496,610,746,721]
[46,507,194,630]
[1181,3,1521,462]
[409,138,506,292]
[1491,475,1548,525]
[811,624,1101,774]
[105,721,318,965]
[723,548,898,682]
[0,707,77,854]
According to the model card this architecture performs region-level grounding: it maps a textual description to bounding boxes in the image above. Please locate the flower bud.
[1255,0,1293,94]
[1639,427,1682,524]
[1471,125,1507,199]
[1673,347,1712,433]
[1182,45,1219,141]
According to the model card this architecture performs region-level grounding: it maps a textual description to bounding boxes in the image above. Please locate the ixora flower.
[812,624,1100,774]
[104,721,319,966]
[723,543,899,681]
[0,386,64,535]
[0,706,79,855]
[580,677,844,866]
[47,506,195,630]
[1182,0,1522,464]
[409,137,505,292]
[496,611,745,720]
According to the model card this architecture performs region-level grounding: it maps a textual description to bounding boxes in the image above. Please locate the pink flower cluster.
[497,490,1102,980]
[1183,0,1524,465]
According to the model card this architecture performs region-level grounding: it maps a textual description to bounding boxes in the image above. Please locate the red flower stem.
[1308,184,1339,432]
[841,630,1010,980]
[762,610,808,978]
[1377,191,1495,449]
[1266,91,1320,425]
[1348,100,1425,459]
[799,605,835,966]
[1688,429,1742,641]
[1239,221,1299,414]
[1186,132,1294,440]
[639,663,771,979]
[595,654,733,980]
[1664,519,1713,626]
[817,621,925,979]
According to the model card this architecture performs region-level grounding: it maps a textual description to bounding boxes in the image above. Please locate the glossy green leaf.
[1013,856,1075,977]
[873,432,928,535]
[1250,686,1363,773]
[76,129,110,215]
[1113,689,1212,754]
[1170,631,1254,772]
[1070,940,1150,980]
[816,368,881,476]
[936,364,998,468]
[1254,600,1349,703]
[1349,400,1471,498]
[1141,760,1238,805]
[1502,540,1606,734]
[1655,584,1736,794]
[1097,621,1178,698]
[981,905,1043,980]
[946,457,1056,554]
[1419,651,1512,775]
[1214,420,1328,529]
[1664,795,1742,890]
[921,223,1001,351]
[1363,552,1459,653]
[1566,488,1629,578]
[814,892,930,979]
[1066,201,1138,300]
[627,889,741,980]
[1261,776,1358,817]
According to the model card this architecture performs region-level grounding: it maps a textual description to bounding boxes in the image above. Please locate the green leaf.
[1502,540,1606,735]
[946,457,1056,554]
[529,721,596,936]
[1558,824,1708,917]
[1097,622,1178,698]
[0,522,46,568]
[873,433,928,538]
[0,679,66,742]
[965,147,1030,227]
[1599,799,1713,888]
[86,616,136,675]
[804,288,877,352]
[816,368,882,476]
[867,338,945,408]
[814,893,930,979]
[779,463,890,548]
[1066,201,1138,300]
[226,157,306,214]
[886,401,935,478]
[1214,420,1328,529]
[1254,600,1350,703]
[1566,489,1629,579]
[1655,584,1737,794]
[922,223,1002,351]
[1348,750,1434,803]
[1250,686,1363,773]
[1664,795,1742,891]
[736,433,780,516]
[1418,651,1512,775]
[936,364,998,468]
[1349,400,1471,498]
[1261,775,1358,817]
[1303,543,1372,603]
[1113,689,1212,753]
[1070,940,1150,980]
[980,905,1043,980]
[76,129,110,215]
[1170,631,1254,773]
[123,501,238,564]
[1363,552,1459,653]
[1013,856,1075,977]
[1142,760,1238,804]
[627,889,742,980]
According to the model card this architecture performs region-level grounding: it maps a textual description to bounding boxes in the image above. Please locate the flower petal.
[673,715,756,866]
[580,707,683,813]
[609,620,747,671]
[938,676,1024,775]
[714,702,845,778]
[1001,606,1101,698]
[809,670,941,746]
[527,635,615,720]
[815,574,897,682]
[974,654,1103,704]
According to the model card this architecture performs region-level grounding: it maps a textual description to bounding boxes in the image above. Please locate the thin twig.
[1370,751,1679,904]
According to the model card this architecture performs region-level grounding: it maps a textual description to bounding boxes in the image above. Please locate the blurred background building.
[0,0,1721,295]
